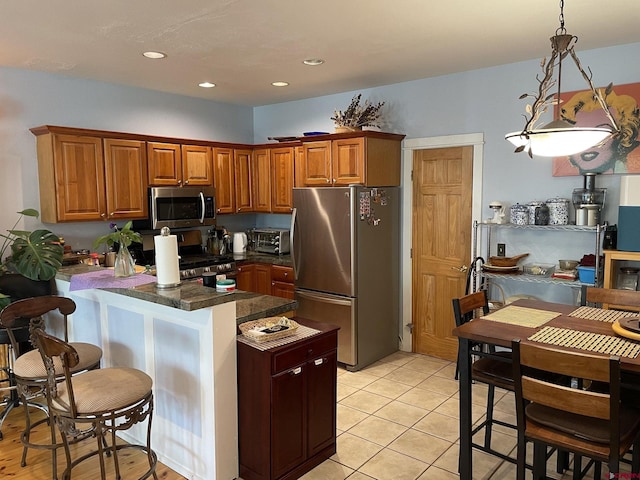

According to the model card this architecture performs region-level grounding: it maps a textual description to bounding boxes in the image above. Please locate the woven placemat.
[482,305,561,328]
[528,326,640,359]
[237,325,321,351]
[569,306,638,323]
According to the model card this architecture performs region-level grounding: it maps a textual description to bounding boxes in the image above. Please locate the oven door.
[151,186,216,229]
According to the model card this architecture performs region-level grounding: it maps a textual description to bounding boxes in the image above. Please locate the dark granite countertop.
[233,252,293,267]
[56,265,296,322]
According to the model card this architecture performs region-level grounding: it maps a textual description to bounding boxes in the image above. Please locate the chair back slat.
[519,342,611,382]
[0,296,76,327]
[582,286,640,310]
[522,377,611,420]
[452,290,489,327]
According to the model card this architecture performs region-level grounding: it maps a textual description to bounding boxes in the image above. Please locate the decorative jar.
[546,198,570,225]
[510,203,529,225]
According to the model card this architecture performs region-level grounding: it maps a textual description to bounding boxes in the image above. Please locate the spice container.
[617,267,639,291]
[534,203,550,225]
[546,197,570,225]
[510,203,529,225]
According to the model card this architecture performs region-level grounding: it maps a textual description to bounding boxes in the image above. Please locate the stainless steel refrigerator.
[291,186,400,371]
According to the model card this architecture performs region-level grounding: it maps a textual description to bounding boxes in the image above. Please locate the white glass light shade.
[505,120,614,157]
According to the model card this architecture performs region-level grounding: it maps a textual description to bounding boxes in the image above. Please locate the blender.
[572,173,606,226]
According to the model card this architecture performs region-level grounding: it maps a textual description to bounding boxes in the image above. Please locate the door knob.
[451,265,468,272]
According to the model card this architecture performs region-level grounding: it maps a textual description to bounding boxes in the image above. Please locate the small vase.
[114,243,136,278]
[335,126,362,133]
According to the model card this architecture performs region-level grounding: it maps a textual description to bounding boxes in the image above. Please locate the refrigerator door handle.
[290,207,298,280]
[295,289,353,306]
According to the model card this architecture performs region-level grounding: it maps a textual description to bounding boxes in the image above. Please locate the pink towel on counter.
[69,270,156,291]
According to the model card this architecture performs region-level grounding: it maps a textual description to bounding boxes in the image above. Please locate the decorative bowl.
[559,259,579,270]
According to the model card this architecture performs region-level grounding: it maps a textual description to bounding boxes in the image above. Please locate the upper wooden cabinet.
[214,147,235,214]
[234,149,253,213]
[32,126,148,223]
[299,132,404,187]
[271,147,295,213]
[148,142,213,186]
[253,149,272,213]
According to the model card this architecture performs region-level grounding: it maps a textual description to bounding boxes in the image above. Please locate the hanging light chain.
[558,0,565,33]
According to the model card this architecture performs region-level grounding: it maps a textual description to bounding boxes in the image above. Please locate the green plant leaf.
[18,208,39,218]
[8,229,63,281]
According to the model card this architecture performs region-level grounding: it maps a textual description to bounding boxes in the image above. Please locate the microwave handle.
[199,191,205,224]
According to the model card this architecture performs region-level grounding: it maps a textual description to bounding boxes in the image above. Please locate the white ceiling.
[2,0,639,106]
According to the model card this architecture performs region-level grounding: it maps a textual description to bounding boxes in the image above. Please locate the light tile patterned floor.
[299,350,630,480]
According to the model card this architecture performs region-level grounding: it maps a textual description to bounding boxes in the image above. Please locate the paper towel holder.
[156,227,181,289]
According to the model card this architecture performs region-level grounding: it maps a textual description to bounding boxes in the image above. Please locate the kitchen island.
[51,265,297,480]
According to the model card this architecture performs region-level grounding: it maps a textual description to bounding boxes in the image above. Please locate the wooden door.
[301,141,332,186]
[331,137,364,186]
[412,146,473,360]
[103,139,148,220]
[271,147,294,213]
[213,147,235,214]
[181,145,213,186]
[52,134,106,222]
[253,148,272,212]
[234,149,253,213]
[306,351,336,457]
[147,142,181,186]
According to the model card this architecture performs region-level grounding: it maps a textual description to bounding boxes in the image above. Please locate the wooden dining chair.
[581,285,640,311]
[512,339,640,480]
[452,290,515,461]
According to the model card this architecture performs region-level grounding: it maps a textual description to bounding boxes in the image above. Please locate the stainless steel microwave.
[148,186,216,230]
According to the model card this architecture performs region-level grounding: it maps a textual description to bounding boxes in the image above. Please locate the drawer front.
[271,265,293,283]
[272,332,337,374]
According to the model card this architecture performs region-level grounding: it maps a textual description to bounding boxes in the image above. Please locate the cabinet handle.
[314,358,324,366]
[325,178,330,183]
[291,367,302,375]
[178,180,182,186]
[101,213,106,218]
[332,178,336,184]
[184,180,189,185]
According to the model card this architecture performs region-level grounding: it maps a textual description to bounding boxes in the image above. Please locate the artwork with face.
[552,82,640,176]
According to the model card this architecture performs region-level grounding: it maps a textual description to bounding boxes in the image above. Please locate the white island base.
[52,279,239,480]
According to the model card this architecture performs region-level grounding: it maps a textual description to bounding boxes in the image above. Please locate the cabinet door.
[181,145,213,186]
[236,263,255,292]
[301,141,332,186]
[306,351,337,456]
[147,142,182,186]
[103,139,148,220]
[234,149,253,213]
[52,134,107,222]
[271,364,306,479]
[271,147,294,213]
[331,137,365,185]
[213,147,235,214]
[253,149,272,213]
[255,264,272,295]
[271,265,294,299]
[294,146,306,188]
[272,281,295,300]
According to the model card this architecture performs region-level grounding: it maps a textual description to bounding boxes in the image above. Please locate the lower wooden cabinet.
[238,318,338,480]
[271,265,294,299]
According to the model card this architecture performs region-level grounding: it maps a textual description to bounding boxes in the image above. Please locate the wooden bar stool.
[32,327,158,480]
[0,296,103,479]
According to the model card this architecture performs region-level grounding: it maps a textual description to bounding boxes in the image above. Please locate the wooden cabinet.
[603,250,640,311]
[234,149,254,213]
[253,149,272,213]
[148,142,213,186]
[255,263,272,295]
[271,265,294,299]
[213,147,235,214]
[271,147,295,213]
[236,263,255,292]
[32,127,148,223]
[238,318,338,480]
[299,132,403,187]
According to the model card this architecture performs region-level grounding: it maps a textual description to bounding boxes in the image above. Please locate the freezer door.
[292,187,354,296]
[295,288,356,366]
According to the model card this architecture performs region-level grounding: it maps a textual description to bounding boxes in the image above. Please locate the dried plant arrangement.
[331,94,385,129]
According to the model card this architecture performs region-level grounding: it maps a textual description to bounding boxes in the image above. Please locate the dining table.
[453,298,640,480]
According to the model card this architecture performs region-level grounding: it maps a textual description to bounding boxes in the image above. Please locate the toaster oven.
[253,229,290,255]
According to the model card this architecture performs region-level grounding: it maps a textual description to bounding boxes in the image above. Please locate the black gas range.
[178,254,236,280]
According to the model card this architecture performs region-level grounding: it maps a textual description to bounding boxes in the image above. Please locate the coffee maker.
[572,173,606,226]
[207,227,230,255]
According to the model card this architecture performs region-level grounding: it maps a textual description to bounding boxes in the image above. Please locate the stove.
[178,254,236,280]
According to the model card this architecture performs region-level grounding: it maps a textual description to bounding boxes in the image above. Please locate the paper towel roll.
[154,234,180,288]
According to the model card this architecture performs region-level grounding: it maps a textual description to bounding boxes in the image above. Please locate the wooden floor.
[0,403,187,479]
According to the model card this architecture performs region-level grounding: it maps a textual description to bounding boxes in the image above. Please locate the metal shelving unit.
[472,221,605,293]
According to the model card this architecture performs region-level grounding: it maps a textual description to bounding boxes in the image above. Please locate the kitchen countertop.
[56,264,296,322]
[233,251,293,267]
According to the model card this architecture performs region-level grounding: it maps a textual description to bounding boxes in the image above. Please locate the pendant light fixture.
[505,0,619,158]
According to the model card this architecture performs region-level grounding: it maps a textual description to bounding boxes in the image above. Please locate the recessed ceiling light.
[142,51,166,59]
[303,58,324,66]
[272,81,289,87]
[199,82,216,88]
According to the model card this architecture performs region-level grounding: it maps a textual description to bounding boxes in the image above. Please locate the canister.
[534,203,549,225]
[510,203,529,225]
[546,197,570,225]
[527,201,544,225]
[617,267,639,291]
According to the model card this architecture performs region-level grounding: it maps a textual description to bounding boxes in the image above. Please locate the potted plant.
[0,209,64,308]
[93,221,142,277]
[331,94,385,133]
